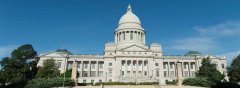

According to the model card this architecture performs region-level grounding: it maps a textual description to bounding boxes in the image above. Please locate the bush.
[183,77,211,87]
[166,80,176,85]
[211,82,240,88]
[94,82,158,86]
[25,77,74,88]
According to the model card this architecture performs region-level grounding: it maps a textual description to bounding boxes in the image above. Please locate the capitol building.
[37,4,227,85]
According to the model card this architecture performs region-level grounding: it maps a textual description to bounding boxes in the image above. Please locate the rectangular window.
[191,71,195,77]
[92,64,95,69]
[99,71,103,77]
[99,63,103,69]
[139,71,142,77]
[83,71,88,77]
[91,71,96,77]
[222,64,224,69]
[57,62,61,68]
[84,63,88,69]
[109,63,112,66]
[155,63,159,66]
[127,71,130,77]
[109,79,112,82]
[163,62,167,69]
[164,71,167,77]
[156,70,159,77]
[184,64,187,69]
[122,71,124,76]
[99,80,102,83]
[109,69,112,77]
[91,80,94,83]
[184,71,189,77]
[170,63,173,69]
[170,71,174,77]
[144,71,147,76]
[191,64,194,69]
[83,80,86,83]
[77,62,81,68]
[68,62,73,69]
[133,71,136,77]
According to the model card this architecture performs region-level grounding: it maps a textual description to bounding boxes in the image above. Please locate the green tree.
[197,57,224,82]
[60,69,72,78]
[228,54,240,82]
[0,44,39,85]
[36,59,60,78]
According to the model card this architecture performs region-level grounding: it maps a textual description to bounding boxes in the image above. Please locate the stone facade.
[37,4,227,85]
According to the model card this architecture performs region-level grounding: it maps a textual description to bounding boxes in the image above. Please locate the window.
[139,71,142,76]
[133,71,136,77]
[156,70,159,77]
[123,32,125,40]
[84,63,88,68]
[155,63,159,66]
[184,64,187,69]
[163,62,167,69]
[122,71,124,76]
[99,71,103,77]
[99,63,103,69]
[67,62,73,69]
[83,80,86,83]
[92,63,95,69]
[127,71,130,77]
[109,63,112,66]
[83,71,88,77]
[170,63,173,69]
[91,80,94,83]
[57,62,61,68]
[99,80,102,83]
[191,64,194,69]
[184,71,189,77]
[191,71,195,77]
[77,62,81,68]
[164,71,167,77]
[91,71,96,77]
[130,31,133,40]
[109,79,112,82]
[109,69,112,77]
[170,71,174,77]
[222,64,224,69]
[144,71,147,76]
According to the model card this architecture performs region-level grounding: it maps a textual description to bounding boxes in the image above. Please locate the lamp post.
[63,55,69,88]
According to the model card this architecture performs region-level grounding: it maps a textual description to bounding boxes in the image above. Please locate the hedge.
[25,77,75,88]
[95,82,158,86]
[211,82,240,88]
[183,77,211,87]
[166,80,176,85]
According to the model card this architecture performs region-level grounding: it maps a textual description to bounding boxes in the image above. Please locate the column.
[176,62,183,86]
[96,61,99,77]
[88,61,91,77]
[188,62,191,77]
[125,60,127,77]
[71,61,77,80]
[136,60,138,77]
[168,62,170,77]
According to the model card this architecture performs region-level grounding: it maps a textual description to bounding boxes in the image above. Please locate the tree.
[60,69,72,78]
[197,57,224,82]
[0,44,39,85]
[228,54,240,82]
[36,59,60,78]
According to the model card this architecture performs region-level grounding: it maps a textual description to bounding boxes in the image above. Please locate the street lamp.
[63,55,69,88]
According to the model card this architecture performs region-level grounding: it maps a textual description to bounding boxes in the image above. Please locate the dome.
[118,4,141,25]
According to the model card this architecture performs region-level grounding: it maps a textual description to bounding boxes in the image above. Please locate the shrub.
[183,77,211,87]
[25,77,74,88]
[94,82,158,86]
[211,82,240,88]
[166,80,176,85]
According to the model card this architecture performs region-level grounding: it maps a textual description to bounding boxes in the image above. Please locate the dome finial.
[127,4,132,12]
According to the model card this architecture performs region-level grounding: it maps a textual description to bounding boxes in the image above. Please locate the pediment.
[121,45,148,51]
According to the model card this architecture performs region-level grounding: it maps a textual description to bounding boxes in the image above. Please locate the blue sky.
[1,0,240,64]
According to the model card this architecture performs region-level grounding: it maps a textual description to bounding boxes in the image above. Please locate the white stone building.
[37,4,227,85]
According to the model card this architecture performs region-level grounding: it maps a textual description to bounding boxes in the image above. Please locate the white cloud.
[196,21,240,37]
[170,37,217,53]
[0,45,17,58]
[220,50,240,65]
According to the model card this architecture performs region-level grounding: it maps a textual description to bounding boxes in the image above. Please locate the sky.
[0,0,240,64]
